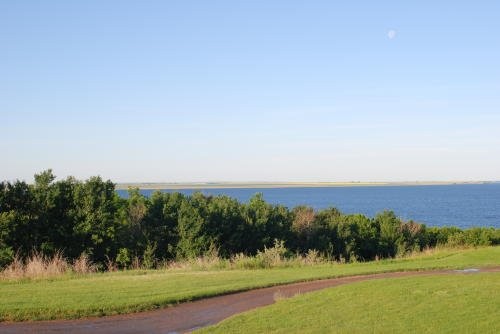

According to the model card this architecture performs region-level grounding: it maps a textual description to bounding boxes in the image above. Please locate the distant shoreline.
[115,181,494,190]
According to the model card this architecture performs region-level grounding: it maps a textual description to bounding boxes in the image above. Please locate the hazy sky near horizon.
[2,1,500,183]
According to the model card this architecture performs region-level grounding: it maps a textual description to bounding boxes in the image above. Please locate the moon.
[387,29,397,40]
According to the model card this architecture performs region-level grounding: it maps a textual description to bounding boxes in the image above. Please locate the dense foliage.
[1,170,499,268]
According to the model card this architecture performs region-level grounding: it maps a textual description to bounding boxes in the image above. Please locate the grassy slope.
[199,272,500,333]
[1,247,499,322]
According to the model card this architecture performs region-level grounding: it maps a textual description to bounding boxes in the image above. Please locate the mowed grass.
[199,272,500,334]
[1,246,499,322]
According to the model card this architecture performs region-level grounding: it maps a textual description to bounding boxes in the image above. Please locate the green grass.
[1,246,499,322]
[199,272,500,333]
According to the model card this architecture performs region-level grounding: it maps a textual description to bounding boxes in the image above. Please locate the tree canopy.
[1,170,499,268]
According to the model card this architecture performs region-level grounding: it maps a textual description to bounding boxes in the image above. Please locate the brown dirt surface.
[1,267,499,334]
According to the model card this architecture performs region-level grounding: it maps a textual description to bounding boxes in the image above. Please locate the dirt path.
[2,267,499,334]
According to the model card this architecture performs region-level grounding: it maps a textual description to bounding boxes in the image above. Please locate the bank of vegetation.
[1,170,499,273]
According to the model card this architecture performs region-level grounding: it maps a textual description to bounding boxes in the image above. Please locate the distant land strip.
[115,181,494,190]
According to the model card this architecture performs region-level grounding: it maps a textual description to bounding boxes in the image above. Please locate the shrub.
[231,253,265,270]
[428,226,463,246]
[446,232,466,247]
[0,247,14,269]
[116,248,131,269]
[303,249,322,265]
[255,239,288,268]
[143,242,158,269]
[446,228,498,247]
[463,228,494,246]
[183,246,228,270]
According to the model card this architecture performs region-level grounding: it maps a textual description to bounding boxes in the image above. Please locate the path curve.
[2,267,499,334]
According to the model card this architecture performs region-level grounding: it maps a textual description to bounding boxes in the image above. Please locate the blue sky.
[1,1,499,182]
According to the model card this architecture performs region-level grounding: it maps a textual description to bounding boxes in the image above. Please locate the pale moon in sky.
[387,29,397,39]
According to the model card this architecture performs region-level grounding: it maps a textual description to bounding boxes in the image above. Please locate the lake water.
[116,184,500,229]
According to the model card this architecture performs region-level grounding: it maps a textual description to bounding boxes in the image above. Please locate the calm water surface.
[117,184,500,229]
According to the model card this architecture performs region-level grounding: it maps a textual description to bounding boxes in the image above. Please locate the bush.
[303,249,322,265]
[231,253,265,270]
[446,228,498,247]
[116,248,131,269]
[0,247,14,269]
[428,227,463,246]
[142,243,157,269]
[255,239,288,268]
[463,228,495,246]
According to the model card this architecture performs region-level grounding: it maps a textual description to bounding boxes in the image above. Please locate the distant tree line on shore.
[1,170,499,269]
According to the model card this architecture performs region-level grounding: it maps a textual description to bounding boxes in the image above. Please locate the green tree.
[205,195,247,257]
[352,214,380,260]
[0,180,36,257]
[375,211,402,257]
[291,206,316,252]
[72,176,120,263]
[176,193,212,258]
[310,207,342,258]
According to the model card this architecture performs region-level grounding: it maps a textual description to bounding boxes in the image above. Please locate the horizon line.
[114,180,499,190]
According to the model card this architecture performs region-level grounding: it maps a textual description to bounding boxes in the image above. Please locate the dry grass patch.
[1,252,96,280]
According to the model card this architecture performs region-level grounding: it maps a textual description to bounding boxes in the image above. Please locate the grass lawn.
[199,272,500,333]
[1,246,499,322]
